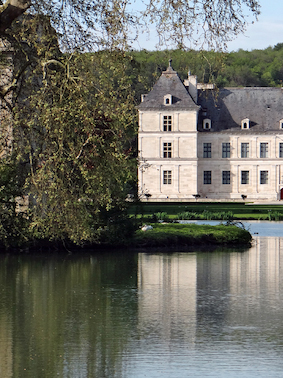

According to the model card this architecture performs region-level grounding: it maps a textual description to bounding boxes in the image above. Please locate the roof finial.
[169,59,172,67]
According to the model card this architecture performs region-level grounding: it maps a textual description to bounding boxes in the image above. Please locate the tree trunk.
[0,0,31,32]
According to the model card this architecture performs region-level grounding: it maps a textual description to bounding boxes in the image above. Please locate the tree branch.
[0,0,31,32]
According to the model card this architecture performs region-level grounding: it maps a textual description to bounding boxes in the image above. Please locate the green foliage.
[129,202,283,221]
[267,210,283,221]
[0,159,30,247]
[12,50,137,246]
[151,212,168,222]
[176,210,234,221]
[129,45,283,93]
[134,223,252,247]
[177,211,198,220]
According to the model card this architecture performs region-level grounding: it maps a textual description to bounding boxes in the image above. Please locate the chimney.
[184,71,198,103]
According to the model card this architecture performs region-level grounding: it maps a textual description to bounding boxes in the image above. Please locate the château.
[138,61,283,201]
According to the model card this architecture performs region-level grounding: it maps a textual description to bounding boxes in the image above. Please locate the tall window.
[241,143,249,158]
[260,143,268,158]
[280,143,283,158]
[222,171,230,184]
[203,171,211,185]
[203,143,211,158]
[222,143,230,158]
[260,171,268,184]
[163,170,172,184]
[241,171,249,184]
[163,142,172,158]
[163,115,172,131]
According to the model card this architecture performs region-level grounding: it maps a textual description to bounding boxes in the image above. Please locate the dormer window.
[141,94,147,103]
[280,119,283,129]
[164,94,172,106]
[241,118,250,129]
[203,118,211,130]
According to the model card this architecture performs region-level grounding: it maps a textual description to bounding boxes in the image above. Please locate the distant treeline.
[126,44,283,101]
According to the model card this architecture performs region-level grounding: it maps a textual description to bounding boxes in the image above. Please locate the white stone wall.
[139,161,198,200]
[139,110,198,133]
[138,109,199,200]
[197,133,283,201]
[139,109,283,201]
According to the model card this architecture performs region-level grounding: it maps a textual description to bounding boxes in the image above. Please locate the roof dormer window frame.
[203,118,211,130]
[164,94,172,106]
[241,118,250,130]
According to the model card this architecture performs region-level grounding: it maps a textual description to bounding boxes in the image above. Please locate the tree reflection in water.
[0,237,283,377]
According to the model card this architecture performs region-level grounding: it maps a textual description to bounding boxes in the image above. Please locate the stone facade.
[138,63,283,202]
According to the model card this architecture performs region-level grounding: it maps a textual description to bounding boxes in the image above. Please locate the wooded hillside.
[129,44,283,99]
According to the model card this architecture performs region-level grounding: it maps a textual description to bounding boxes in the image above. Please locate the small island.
[132,222,252,249]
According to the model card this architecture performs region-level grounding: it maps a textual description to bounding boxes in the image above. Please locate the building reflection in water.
[138,253,197,345]
[1,237,283,376]
[137,237,283,344]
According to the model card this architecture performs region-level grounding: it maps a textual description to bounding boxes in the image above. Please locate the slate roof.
[138,64,199,111]
[198,87,283,134]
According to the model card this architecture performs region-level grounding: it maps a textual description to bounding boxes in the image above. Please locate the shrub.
[153,212,168,221]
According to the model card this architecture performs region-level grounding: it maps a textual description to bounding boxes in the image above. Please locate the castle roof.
[198,87,283,134]
[138,62,199,111]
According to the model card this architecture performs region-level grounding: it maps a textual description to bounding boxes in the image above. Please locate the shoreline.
[0,222,252,254]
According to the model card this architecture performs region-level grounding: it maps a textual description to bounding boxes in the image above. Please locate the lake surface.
[1,224,283,377]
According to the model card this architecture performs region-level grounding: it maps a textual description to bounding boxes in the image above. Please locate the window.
[260,171,268,184]
[280,143,283,158]
[163,115,172,131]
[280,119,283,129]
[241,118,250,129]
[203,118,211,130]
[163,142,172,158]
[260,143,268,158]
[164,94,172,105]
[222,171,230,185]
[241,171,249,184]
[203,171,211,185]
[163,170,172,184]
[241,143,249,158]
[222,143,230,158]
[203,143,211,158]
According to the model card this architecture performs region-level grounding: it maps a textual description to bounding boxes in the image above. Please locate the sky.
[133,0,283,52]
[227,0,283,51]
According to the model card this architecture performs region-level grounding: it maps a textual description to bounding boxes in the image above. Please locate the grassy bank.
[132,223,252,248]
[129,202,283,221]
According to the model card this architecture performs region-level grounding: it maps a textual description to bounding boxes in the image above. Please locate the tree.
[0,0,260,247]
[11,45,138,246]
[0,0,260,50]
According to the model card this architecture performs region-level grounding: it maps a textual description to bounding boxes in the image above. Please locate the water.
[1,224,283,377]
[179,219,283,237]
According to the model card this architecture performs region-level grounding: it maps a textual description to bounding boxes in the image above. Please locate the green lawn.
[129,202,283,221]
[133,222,252,247]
